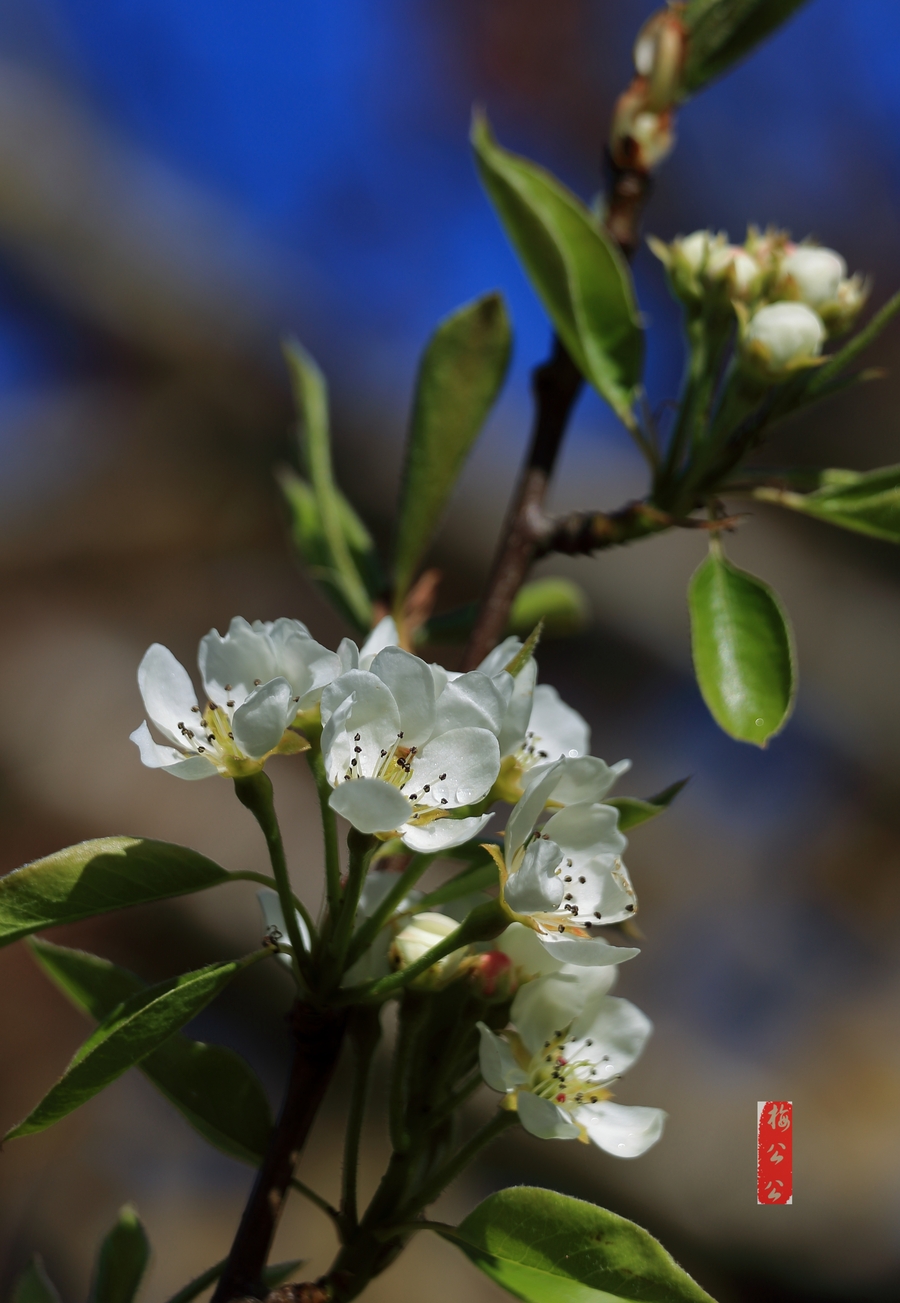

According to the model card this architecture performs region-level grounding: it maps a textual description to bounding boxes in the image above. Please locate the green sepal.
[445,1186,717,1302]
[606,778,689,831]
[0,837,232,951]
[394,292,512,604]
[283,338,377,631]
[89,1206,150,1303]
[682,0,810,96]
[5,951,267,1141]
[504,621,543,677]
[754,463,900,544]
[12,1258,62,1303]
[688,547,795,745]
[30,939,273,1164]
[163,1258,304,1303]
[471,112,643,426]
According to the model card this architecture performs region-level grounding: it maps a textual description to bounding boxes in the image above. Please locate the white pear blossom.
[743,301,825,374]
[390,911,468,987]
[706,243,761,299]
[322,646,505,851]
[487,758,639,968]
[780,245,846,309]
[130,616,342,780]
[477,970,665,1155]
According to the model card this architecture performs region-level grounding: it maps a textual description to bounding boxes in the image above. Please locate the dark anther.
[354,733,361,741]
[225,684,232,691]
[564,893,573,901]
[439,772,447,780]
[178,721,185,729]
[354,746,362,753]
[198,746,206,752]
[558,925,565,933]
[594,911,602,919]
[423,784,430,792]
[227,700,235,708]
[228,732,234,740]
[254,679,262,686]
[578,876,586,884]
[351,758,357,766]
[191,705,200,713]
[626,904,635,912]
[409,794,417,800]
[441,798,448,805]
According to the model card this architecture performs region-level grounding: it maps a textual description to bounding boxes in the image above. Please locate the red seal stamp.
[757,1101,792,1204]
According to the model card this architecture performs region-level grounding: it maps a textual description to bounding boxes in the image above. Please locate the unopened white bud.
[679,230,715,273]
[390,912,467,988]
[781,246,847,309]
[744,302,826,374]
[706,245,760,299]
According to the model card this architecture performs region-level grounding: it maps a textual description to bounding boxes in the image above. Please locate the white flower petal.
[570,997,652,1076]
[256,887,311,951]
[506,760,564,862]
[408,727,500,807]
[199,617,278,705]
[321,672,401,781]
[400,813,492,853]
[537,935,639,967]
[581,1102,666,1157]
[498,922,566,977]
[527,684,590,762]
[369,647,435,746]
[543,802,627,857]
[505,838,564,915]
[512,970,619,1055]
[498,658,537,757]
[433,671,511,737]
[329,777,411,834]
[517,1091,579,1141]
[548,756,630,806]
[231,678,295,759]
[338,638,360,673]
[264,619,342,705]
[477,636,522,678]
[129,721,217,780]
[477,1023,528,1093]
[137,643,201,747]
[358,615,399,668]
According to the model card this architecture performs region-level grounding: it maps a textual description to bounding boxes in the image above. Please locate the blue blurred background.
[1,3,900,1300]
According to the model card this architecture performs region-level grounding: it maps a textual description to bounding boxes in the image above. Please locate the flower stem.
[290,1177,342,1228]
[307,747,343,921]
[233,773,311,986]
[229,870,318,945]
[341,1006,382,1234]
[344,852,435,968]
[330,829,377,973]
[392,1109,519,1222]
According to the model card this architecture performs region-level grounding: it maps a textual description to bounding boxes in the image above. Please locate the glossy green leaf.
[688,550,794,745]
[606,779,689,832]
[394,292,512,602]
[448,1187,716,1302]
[472,113,643,425]
[0,837,232,951]
[283,339,374,631]
[89,1206,150,1303]
[164,1259,304,1303]
[12,1258,62,1303]
[682,0,809,95]
[30,940,273,1164]
[5,951,265,1141]
[755,464,900,544]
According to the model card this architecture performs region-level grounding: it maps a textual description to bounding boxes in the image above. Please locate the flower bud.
[742,301,826,376]
[706,244,761,300]
[462,950,517,1001]
[390,912,467,989]
[648,229,727,303]
[633,10,687,111]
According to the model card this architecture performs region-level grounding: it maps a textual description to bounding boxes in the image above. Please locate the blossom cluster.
[131,613,665,1159]
[650,226,868,377]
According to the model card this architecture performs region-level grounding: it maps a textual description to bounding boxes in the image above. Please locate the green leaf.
[394,292,512,602]
[12,1258,62,1303]
[472,113,643,425]
[755,463,900,544]
[30,940,273,1165]
[163,1258,304,1303]
[0,837,232,951]
[413,859,500,913]
[89,1206,150,1303]
[682,0,810,95]
[283,339,375,631]
[606,779,689,832]
[448,1187,717,1303]
[5,951,265,1141]
[688,549,794,745]
[508,578,589,638]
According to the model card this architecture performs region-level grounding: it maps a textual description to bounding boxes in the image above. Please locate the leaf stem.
[290,1177,342,1227]
[341,1007,382,1234]
[307,749,343,923]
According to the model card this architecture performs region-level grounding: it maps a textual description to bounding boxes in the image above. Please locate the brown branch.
[211,1001,349,1303]
[533,500,742,558]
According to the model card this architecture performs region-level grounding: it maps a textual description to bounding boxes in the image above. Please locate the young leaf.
[163,1259,304,1303]
[688,549,795,745]
[682,0,810,95]
[606,779,689,832]
[472,113,643,426]
[393,292,512,604]
[508,578,589,638]
[5,952,266,1141]
[413,859,500,913]
[30,940,273,1165]
[12,1258,62,1303]
[754,464,900,544]
[447,1186,716,1303]
[89,1206,150,1303]
[0,838,232,951]
[283,339,375,631]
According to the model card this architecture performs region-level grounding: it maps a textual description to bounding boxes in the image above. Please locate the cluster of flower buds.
[610,7,687,173]
[650,225,869,377]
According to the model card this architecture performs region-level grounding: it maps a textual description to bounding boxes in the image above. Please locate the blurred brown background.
[1,2,900,1300]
